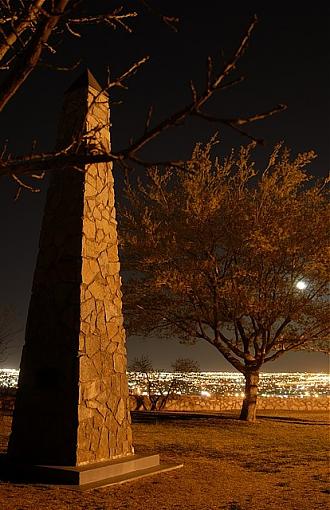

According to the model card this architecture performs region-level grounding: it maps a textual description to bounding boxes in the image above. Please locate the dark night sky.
[0,2,329,371]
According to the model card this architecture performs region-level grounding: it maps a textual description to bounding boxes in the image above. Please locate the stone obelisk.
[3,71,177,487]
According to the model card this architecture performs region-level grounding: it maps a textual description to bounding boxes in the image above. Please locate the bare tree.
[171,358,200,374]
[129,355,200,411]
[120,139,330,422]
[0,2,286,197]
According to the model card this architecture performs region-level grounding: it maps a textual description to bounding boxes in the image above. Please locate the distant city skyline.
[1,369,329,397]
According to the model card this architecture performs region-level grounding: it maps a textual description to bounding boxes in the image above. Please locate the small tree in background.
[171,358,201,396]
[171,358,200,373]
[120,140,329,421]
[129,355,200,411]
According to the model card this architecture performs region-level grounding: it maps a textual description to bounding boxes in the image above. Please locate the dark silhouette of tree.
[129,355,200,410]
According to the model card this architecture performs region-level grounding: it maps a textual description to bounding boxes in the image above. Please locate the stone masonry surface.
[7,74,133,467]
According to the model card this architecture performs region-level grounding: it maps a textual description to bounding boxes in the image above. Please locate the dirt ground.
[0,410,329,510]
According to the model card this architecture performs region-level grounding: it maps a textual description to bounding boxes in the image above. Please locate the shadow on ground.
[131,411,329,426]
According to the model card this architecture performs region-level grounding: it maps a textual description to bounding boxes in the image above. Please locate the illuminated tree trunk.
[239,371,259,422]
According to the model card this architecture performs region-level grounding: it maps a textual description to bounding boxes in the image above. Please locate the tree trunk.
[239,371,259,422]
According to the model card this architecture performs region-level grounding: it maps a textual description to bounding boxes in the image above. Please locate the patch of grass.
[0,412,329,510]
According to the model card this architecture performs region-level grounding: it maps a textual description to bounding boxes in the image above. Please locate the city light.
[1,369,329,398]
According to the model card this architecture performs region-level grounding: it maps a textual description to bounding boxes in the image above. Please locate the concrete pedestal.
[0,453,182,490]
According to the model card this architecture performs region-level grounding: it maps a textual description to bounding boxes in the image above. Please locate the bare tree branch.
[0,12,289,182]
[0,0,46,64]
[0,0,70,113]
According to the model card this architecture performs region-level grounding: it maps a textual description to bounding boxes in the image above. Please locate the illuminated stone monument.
[3,71,179,488]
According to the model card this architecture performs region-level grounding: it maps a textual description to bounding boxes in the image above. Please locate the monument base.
[0,453,183,490]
